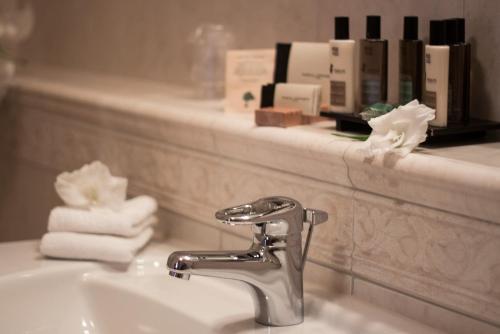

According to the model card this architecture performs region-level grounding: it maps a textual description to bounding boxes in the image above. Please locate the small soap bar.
[255,107,303,128]
[301,115,328,125]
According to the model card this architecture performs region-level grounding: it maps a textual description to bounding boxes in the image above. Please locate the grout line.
[341,143,357,296]
[349,192,356,296]
[341,145,356,190]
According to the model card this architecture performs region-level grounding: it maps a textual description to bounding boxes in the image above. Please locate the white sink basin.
[0,240,442,334]
[0,266,211,334]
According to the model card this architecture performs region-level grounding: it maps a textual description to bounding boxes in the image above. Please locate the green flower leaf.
[331,131,369,141]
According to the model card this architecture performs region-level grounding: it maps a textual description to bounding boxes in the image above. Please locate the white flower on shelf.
[55,161,127,210]
[361,100,435,158]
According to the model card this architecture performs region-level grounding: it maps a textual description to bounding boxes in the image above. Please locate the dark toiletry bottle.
[360,15,388,110]
[399,16,423,104]
[446,18,471,124]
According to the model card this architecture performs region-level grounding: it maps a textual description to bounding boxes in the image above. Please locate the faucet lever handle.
[215,197,329,271]
[303,208,328,226]
[215,196,299,226]
[301,208,328,272]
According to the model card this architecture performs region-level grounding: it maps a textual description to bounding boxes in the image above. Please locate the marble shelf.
[4,65,500,327]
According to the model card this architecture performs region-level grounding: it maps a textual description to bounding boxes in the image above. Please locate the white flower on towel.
[361,100,435,157]
[55,161,127,210]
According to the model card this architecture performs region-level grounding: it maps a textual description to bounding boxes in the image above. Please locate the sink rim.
[0,239,445,334]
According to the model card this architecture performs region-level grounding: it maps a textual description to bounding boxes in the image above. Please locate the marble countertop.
[9,65,500,224]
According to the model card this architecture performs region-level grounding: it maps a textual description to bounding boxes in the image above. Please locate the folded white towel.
[48,195,158,237]
[40,227,154,263]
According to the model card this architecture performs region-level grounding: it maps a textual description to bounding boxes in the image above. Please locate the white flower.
[54,161,127,210]
[361,100,435,157]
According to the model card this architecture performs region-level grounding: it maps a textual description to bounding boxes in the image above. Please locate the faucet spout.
[167,246,280,283]
[167,243,303,327]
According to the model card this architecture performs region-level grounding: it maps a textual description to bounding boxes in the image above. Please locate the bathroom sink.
[0,240,442,334]
[0,265,211,334]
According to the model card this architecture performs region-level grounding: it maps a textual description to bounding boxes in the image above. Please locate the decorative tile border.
[352,191,500,324]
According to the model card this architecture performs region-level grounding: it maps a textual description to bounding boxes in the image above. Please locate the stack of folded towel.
[40,161,158,263]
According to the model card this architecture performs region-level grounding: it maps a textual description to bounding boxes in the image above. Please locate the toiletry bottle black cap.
[429,20,447,45]
[366,15,381,39]
[403,16,418,40]
[273,43,291,83]
[457,18,465,43]
[260,83,275,108]
[445,18,460,44]
[335,16,349,39]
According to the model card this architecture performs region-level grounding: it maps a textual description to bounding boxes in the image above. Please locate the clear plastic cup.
[189,24,234,100]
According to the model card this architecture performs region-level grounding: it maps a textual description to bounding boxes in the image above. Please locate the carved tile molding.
[353,192,500,324]
[4,71,500,326]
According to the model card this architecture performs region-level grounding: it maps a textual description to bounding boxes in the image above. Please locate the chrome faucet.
[167,196,328,327]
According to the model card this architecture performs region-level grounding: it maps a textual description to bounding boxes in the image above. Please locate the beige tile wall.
[0,159,61,242]
[17,0,500,121]
[19,0,319,86]
[465,0,500,122]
